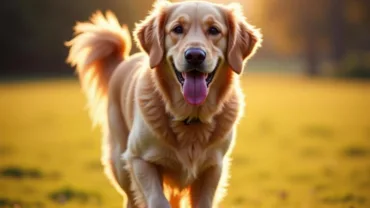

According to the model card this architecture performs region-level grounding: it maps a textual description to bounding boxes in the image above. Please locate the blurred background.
[1,0,370,78]
[0,0,369,208]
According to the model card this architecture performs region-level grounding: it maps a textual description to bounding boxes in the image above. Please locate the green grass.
[1,74,370,208]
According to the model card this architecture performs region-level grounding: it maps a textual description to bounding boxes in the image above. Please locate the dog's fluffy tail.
[66,11,131,126]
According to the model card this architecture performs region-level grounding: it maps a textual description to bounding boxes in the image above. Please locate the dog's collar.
[183,117,201,125]
[169,115,201,125]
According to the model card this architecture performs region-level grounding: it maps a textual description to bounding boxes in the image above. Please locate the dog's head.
[134,0,262,106]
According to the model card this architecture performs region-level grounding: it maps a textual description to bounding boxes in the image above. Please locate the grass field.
[1,74,370,208]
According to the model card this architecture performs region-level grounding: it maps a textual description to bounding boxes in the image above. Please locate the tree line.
[0,0,369,78]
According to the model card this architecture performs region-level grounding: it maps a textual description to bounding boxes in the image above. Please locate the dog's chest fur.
[135,79,240,189]
[128,68,242,189]
[139,119,230,189]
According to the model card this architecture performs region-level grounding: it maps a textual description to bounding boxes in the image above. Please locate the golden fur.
[66,1,262,207]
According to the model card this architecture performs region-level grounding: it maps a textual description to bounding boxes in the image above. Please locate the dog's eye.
[208,26,220,36]
[172,25,184,34]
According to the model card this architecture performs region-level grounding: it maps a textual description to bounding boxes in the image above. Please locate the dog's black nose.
[184,48,206,66]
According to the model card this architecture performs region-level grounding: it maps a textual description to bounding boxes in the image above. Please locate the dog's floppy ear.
[134,0,170,69]
[225,3,262,74]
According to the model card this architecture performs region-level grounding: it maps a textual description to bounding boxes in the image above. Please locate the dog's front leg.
[129,157,170,208]
[190,164,222,208]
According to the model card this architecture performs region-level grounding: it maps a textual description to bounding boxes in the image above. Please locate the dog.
[66,0,262,207]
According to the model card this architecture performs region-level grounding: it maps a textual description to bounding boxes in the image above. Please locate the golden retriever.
[66,0,262,207]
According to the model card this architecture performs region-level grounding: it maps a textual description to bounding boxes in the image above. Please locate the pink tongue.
[183,72,208,105]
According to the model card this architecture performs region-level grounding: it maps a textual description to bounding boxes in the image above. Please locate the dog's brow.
[203,15,216,24]
[202,15,227,34]
[178,15,190,24]
[166,14,190,32]
[171,14,190,24]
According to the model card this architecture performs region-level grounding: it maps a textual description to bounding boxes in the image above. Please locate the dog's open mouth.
[173,66,217,87]
[171,59,220,105]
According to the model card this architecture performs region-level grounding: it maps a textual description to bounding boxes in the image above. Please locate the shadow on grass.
[342,146,369,158]
[301,125,333,139]
[0,167,43,179]
[0,198,44,208]
[48,187,101,205]
[0,166,63,181]
[0,145,13,156]
[321,193,367,205]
